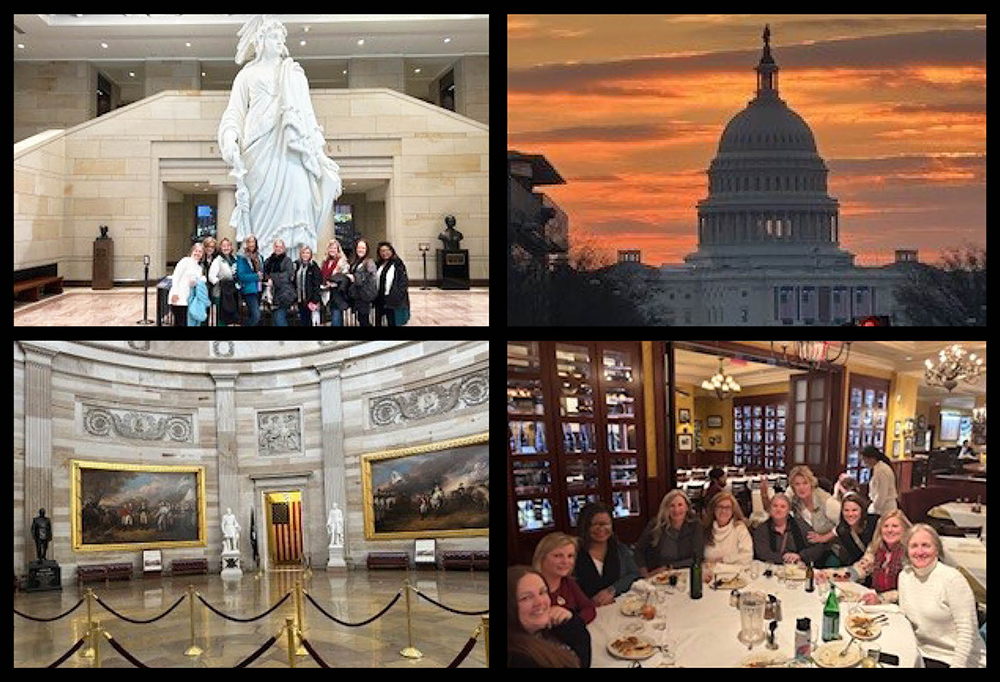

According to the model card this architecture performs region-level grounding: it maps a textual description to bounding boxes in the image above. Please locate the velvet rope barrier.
[95,593,186,624]
[233,633,281,668]
[446,630,480,668]
[196,590,291,622]
[411,587,489,616]
[304,589,402,626]
[14,597,85,622]
[298,635,331,668]
[45,635,87,668]
[101,629,150,668]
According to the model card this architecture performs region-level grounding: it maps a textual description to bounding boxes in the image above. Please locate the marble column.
[317,361,349,568]
[211,370,240,558]
[22,344,58,566]
[216,186,237,248]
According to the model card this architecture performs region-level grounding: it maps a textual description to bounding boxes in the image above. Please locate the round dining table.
[586,568,923,667]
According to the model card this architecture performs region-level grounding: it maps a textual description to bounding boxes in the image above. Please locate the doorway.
[264,490,303,567]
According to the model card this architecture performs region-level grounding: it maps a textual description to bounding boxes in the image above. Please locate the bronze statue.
[437,215,464,252]
[31,508,52,561]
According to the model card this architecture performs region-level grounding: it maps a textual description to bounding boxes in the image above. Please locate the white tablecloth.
[587,572,922,667]
[929,503,986,537]
[940,536,987,595]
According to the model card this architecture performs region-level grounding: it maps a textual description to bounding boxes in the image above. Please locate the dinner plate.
[812,640,863,668]
[846,614,883,641]
[740,652,790,668]
[620,594,645,616]
[712,574,748,589]
[607,635,657,660]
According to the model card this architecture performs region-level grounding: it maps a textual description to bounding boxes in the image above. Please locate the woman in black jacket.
[374,242,410,326]
[833,492,879,568]
[294,246,323,326]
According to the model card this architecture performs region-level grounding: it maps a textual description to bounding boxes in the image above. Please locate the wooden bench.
[77,563,133,587]
[171,558,209,576]
[366,552,410,570]
[442,551,490,571]
[105,563,133,582]
[14,275,63,302]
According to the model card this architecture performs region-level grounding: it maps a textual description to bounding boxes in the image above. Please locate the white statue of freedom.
[218,15,343,259]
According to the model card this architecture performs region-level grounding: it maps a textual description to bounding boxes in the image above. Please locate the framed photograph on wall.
[706,415,723,428]
[71,460,207,551]
[678,434,693,451]
[361,432,488,540]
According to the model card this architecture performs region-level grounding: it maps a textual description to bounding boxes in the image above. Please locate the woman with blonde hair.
[831,507,910,604]
[633,489,704,577]
[702,490,753,580]
[898,524,986,667]
[532,532,595,625]
[320,238,350,326]
[765,465,840,566]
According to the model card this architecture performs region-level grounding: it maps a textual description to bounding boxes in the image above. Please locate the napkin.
[858,603,901,614]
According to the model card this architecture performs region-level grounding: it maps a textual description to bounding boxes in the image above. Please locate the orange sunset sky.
[508,14,986,267]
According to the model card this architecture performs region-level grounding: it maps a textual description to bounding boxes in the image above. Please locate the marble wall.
[13,340,489,584]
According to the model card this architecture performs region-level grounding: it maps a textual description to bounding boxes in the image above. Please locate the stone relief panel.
[256,408,304,456]
[82,404,195,443]
[369,367,489,428]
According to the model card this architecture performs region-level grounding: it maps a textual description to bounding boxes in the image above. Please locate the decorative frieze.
[257,408,304,456]
[82,404,194,442]
[369,368,488,427]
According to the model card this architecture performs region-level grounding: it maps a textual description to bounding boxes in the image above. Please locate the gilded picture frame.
[361,432,489,540]
[71,460,207,551]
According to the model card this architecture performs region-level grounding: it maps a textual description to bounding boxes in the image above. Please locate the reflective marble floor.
[13,286,489,326]
[14,569,489,667]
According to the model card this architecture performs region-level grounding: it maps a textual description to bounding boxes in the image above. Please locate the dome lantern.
[756,24,779,98]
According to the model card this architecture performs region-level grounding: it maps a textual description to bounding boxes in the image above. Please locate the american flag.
[270,500,302,563]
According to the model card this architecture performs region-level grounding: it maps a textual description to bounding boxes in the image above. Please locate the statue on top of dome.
[763,24,770,49]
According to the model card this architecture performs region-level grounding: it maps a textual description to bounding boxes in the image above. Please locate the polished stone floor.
[13,286,489,326]
[14,569,489,667]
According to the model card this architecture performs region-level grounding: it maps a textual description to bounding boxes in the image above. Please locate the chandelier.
[701,358,741,399]
[771,341,851,370]
[924,344,984,392]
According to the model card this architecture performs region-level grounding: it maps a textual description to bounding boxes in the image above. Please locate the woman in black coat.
[374,241,410,326]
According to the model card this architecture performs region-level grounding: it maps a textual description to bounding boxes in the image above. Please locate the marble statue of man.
[218,15,342,259]
[221,507,241,553]
[326,503,344,548]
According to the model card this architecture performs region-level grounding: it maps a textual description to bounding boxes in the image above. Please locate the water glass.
[749,560,762,581]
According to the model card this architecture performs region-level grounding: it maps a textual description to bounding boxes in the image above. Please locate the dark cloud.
[509,123,672,144]
[508,28,985,93]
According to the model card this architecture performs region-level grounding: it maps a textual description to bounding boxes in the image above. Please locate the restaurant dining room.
[507,341,987,668]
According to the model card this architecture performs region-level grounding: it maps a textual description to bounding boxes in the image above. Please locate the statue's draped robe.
[218,58,342,259]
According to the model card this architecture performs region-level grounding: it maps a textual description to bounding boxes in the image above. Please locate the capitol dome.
[687,24,853,271]
[718,98,817,153]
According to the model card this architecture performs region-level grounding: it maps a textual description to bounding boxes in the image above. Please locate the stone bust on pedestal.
[437,215,464,251]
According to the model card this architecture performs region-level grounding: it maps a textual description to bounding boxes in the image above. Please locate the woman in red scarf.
[828,509,912,604]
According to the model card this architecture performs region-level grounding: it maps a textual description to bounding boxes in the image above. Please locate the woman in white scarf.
[702,491,753,580]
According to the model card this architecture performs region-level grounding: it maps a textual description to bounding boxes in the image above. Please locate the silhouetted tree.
[894,247,986,326]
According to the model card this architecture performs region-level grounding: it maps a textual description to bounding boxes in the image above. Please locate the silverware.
[839,635,857,657]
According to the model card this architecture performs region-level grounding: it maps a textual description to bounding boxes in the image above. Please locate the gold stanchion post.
[285,617,296,668]
[482,615,489,667]
[81,587,96,658]
[92,619,101,668]
[399,579,423,659]
[185,584,203,656]
[294,578,306,656]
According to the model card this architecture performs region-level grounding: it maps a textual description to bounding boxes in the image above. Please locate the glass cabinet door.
[508,341,555,532]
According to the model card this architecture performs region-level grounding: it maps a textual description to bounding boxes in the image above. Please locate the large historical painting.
[71,460,207,551]
[361,433,489,540]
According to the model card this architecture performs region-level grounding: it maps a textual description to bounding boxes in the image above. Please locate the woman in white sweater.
[898,523,986,668]
[701,491,753,580]
[861,446,898,515]
[168,242,206,327]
